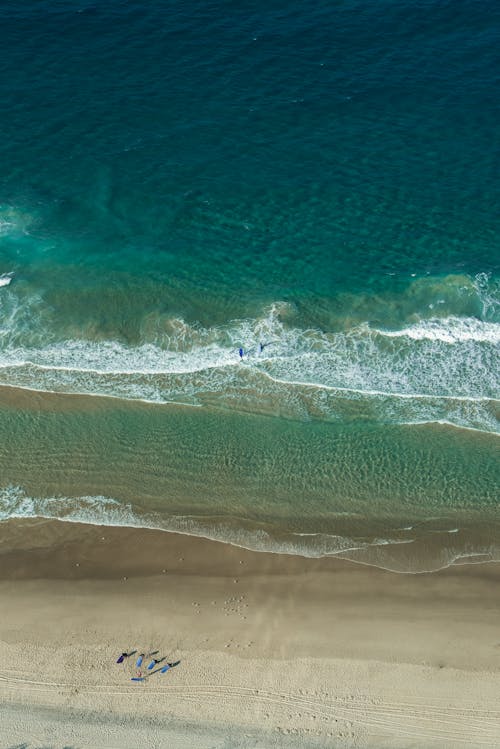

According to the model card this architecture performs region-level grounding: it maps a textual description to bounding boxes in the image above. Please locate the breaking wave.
[2,485,498,573]
[0,274,498,433]
[0,272,14,288]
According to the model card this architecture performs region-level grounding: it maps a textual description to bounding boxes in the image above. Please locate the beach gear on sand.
[131,676,145,682]
[116,649,137,664]
[160,661,180,673]
[147,657,164,670]
[161,660,181,673]
[136,654,144,667]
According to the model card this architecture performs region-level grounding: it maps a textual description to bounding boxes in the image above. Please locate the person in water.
[239,347,244,359]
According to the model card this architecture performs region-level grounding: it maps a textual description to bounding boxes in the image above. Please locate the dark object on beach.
[116,649,137,663]
[161,660,181,673]
[147,657,166,670]
[135,650,159,668]
[137,650,158,668]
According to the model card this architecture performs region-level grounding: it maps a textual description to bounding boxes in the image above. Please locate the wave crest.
[0,277,498,433]
[1,486,499,574]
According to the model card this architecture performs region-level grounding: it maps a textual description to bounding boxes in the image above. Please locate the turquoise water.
[0,0,499,570]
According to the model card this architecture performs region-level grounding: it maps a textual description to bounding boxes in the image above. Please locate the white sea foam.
[0,486,138,527]
[376,316,500,344]
[0,485,420,563]
[0,204,34,237]
[1,486,496,573]
[474,272,500,320]
[0,285,498,432]
[0,272,14,288]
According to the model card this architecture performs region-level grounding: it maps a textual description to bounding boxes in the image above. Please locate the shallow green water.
[0,0,498,570]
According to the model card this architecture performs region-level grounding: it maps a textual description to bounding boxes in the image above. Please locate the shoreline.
[1,511,499,575]
[1,382,498,574]
[1,520,500,747]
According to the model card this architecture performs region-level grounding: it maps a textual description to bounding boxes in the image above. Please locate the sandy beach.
[2,0,499,747]
[0,519,499,748]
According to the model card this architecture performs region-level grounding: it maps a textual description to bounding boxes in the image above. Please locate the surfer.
[259,341,274,353]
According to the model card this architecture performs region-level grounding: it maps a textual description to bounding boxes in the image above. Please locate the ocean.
[0,0,498,572]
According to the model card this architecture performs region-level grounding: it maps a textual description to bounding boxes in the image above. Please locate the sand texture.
[0,520,500,748]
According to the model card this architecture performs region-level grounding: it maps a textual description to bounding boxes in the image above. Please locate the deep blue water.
[0,0,498,569]
[1,0,499,302]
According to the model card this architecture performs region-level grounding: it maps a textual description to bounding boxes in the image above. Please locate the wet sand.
[0,519,500,748]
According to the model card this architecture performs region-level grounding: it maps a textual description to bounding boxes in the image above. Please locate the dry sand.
[0,519,500,748]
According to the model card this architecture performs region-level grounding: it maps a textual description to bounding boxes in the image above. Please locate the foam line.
[260,370,499,403]
[374,317,500,344]
[0,289,498,431]
[0,485,403,558]
[1,486,497,574]
[0,358,497,405]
